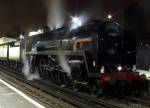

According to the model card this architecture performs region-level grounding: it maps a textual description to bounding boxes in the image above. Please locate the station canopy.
[0,37,17,44]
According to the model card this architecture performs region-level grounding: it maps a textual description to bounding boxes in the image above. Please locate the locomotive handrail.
[26,50,85,56]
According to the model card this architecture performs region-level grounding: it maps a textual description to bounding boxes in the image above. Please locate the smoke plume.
[46,0,65,30]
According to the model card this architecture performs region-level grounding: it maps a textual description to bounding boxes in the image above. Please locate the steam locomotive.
[0,20,148,97]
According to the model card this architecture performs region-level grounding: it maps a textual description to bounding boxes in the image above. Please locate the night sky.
[0,0,149,37]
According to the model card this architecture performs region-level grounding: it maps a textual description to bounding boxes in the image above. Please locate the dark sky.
[0,0,149,36]
[0,0,46,36]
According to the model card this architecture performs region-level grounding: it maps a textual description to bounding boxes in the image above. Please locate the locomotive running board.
[72,80,87,85]
[26,50,84,56]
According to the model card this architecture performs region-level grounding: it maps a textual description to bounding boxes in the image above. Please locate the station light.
[71,17,82,30]
[100,66,105,73]
[117,66,122,71]
[72,17,80,24]
[20,34,24,39]
[107,14,112,20]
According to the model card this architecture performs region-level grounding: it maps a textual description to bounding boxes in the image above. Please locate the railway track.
[126,97,150,108]
[0,66,149,108]
[0,66,120,108]
[0,69,75,108]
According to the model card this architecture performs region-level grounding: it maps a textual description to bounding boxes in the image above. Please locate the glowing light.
[132,65,136,71]
[71,17,82,29]
[0,79,45,108]
[72,17,80,23]
[93,61,96,67]
[107,14,112,20]
[117,66,122,71]
[20,34,24,39]
[29,29,43,37]
[100,66,105,73]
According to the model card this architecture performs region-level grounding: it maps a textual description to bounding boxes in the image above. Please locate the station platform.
[0,79,45,108]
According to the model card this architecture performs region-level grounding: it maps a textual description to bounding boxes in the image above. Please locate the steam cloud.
[46,0,65,30]
[58,50,71,76]
[22,51,40,80]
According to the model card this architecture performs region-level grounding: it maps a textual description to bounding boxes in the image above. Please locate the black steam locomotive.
[0,20,147,97]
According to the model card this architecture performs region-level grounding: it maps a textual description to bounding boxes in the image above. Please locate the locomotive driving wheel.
[90,79,103,97]
[61,73,70,88]
[72,82,81,92]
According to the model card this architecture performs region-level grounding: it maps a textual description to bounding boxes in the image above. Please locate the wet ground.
[0,79,44,108]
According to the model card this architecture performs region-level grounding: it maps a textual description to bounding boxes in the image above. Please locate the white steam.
[58,51,71,76]
[22,52,40,80]
[47,0,65,30]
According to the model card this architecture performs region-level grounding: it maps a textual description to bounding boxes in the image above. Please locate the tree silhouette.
[123,1,149,43]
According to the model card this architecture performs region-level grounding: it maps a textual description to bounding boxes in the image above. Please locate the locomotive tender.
[0,20,148,97]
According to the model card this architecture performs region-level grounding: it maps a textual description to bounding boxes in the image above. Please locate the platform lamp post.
[19,33,25,71]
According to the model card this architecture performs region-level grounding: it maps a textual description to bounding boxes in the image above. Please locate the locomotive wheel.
[116,80,126,97]
[90,79,103,97]
[124,80,132,96]
[73,83,80,92]
[140,74,147,80]
[49,70,55,83]
[137,75,148,97]
[61,74,68,88]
